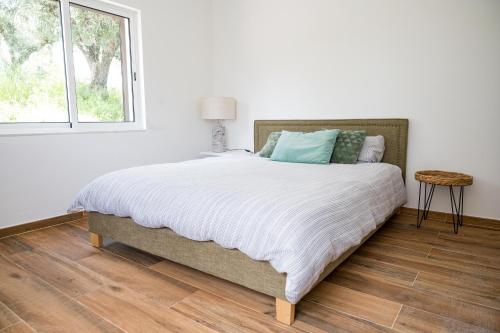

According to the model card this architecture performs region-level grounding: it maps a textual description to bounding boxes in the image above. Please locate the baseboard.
[399,207,500,231]
[0,211,85,239]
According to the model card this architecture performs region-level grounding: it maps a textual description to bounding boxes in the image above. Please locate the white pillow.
[358,135,385,162]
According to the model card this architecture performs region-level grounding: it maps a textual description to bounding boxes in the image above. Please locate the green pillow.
[331,130,367,164]
[258,132,282,157]
[270,129,340,164]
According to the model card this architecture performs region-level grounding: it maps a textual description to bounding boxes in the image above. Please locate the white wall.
[0,0,213,228]
[212,0,500,219]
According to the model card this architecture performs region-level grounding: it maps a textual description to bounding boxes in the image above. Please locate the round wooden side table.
[415,170,473,234]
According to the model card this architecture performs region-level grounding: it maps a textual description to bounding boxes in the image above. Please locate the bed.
[74,118,408,325]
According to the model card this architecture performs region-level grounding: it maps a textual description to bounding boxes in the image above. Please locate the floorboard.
[7,248,105,298]
[0,236,32,256]
[150,259,276,315]
[327,269,500,330]
[172,290,301,333]
[305,283,402,327]
[338,255,419,287]
[393,306,496,333]
[103,241,163,267]
[17,226,99,261]
[0,255,123,332]
[0,212,498,332]
[295,301,395,333]
[0,322,36,333]
[78,251,197,306]
[413,272,500,310]
[0,302,20,330]
[78,285,216,332]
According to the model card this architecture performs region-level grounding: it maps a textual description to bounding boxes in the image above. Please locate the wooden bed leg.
[276,298,295,325]
[90,232,103,248]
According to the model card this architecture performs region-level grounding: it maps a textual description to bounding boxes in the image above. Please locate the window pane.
[0,0,68,123]
[70,4,133,123]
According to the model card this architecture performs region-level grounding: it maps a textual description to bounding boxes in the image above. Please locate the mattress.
[70,155,406,303]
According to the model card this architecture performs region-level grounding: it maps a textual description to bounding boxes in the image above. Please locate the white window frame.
[0,0,146,136]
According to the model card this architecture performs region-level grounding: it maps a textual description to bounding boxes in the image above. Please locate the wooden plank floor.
[0,214,499,332]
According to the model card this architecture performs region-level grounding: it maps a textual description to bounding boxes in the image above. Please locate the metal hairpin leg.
[417,182,435,228]
[449,186,464,234]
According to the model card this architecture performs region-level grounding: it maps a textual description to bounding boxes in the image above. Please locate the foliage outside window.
[0,0,143,134]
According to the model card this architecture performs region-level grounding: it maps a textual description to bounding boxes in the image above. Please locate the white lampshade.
[200,97,237,120]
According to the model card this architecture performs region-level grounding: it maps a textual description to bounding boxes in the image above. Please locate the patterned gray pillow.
[331,130,366,164]
[258,132,282,157]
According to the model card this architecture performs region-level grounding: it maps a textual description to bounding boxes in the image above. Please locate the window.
[0,0,144,135]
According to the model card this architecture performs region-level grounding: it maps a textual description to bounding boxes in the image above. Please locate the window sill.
[0,124,146,137]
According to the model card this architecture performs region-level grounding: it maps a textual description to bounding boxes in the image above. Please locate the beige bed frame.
[88,119,409,325]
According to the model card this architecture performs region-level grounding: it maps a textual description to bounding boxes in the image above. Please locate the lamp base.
[211,122,226,153]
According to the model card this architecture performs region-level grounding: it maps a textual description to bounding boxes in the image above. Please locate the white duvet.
[70,156,406,303]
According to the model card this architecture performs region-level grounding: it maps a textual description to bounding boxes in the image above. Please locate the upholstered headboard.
[254,119,409,179]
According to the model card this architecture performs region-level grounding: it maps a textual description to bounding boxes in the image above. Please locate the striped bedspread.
[70,156,406,303]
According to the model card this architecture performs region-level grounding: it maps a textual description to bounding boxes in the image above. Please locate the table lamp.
[200,97,237,152]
